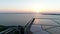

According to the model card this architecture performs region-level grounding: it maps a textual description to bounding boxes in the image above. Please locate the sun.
[35,9,40,13]
[32,4,45,13]
[33,8,43,13]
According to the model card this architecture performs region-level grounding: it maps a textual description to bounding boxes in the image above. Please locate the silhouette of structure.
[0,18,35,34]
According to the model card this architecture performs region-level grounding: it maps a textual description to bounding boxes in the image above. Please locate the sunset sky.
[0,0,60,13]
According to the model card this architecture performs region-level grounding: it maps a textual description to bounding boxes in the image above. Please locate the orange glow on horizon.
[0,8,60,13]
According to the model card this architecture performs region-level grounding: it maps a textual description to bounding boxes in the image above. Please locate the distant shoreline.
[0,13,60,15]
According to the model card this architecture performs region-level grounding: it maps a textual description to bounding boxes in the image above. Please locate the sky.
[0,0,60,13]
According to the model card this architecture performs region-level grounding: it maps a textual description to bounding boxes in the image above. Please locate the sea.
[0,13,60,34]
[0,13,60,26]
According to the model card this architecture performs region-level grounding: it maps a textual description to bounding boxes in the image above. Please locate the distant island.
[42,13,60,15]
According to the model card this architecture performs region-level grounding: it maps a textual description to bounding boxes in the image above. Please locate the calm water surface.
[0,14,60,26]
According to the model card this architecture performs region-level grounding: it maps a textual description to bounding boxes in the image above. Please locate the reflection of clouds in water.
[32,18,60,34]
[34,14,41,18]
[34,19,58,25]
[33,14,41,24]
[34,19,40,24]
[31,25,49,34]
